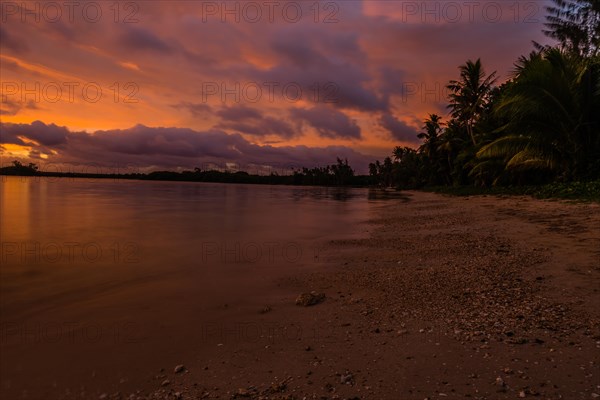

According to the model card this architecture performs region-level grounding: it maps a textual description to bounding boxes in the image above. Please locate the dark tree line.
[0,158,368,187]
[0,160,40,176]
[370,0,600,189]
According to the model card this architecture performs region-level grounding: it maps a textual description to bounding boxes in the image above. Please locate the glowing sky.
[0,0,552,172]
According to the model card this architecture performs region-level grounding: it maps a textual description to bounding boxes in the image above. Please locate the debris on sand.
[174,364,186,374]
[295,291,326,306]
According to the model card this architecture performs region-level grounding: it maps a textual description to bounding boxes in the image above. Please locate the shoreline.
[2,172,599,203]
[3,191,600,399]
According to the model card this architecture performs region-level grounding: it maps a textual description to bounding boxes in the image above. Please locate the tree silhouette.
[476,48,600,182]
[447,59,497,146]
[543,0,600,57]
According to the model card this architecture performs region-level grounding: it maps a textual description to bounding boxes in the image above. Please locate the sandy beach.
[3,190,599,399]
[79,191,600,400]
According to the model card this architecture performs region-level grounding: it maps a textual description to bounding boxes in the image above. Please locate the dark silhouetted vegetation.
[0,158,373,187]
[369,0,600,200]
[0,160,40,176]
[424,181,600,203]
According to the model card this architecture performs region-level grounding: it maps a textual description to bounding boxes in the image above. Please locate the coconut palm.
[543,0,600,57]
[476,48,600,182]
[417,114,443,157]
[392,146,407,162]
[447,59,498,146]
[436,119,470,184]
[415,114,447,184]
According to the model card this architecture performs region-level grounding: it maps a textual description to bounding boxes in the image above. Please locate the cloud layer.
[0,121,376,173]
[0,0,553,169]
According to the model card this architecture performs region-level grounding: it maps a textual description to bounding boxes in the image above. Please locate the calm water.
[0,176,392,318]
[0,176,401,394]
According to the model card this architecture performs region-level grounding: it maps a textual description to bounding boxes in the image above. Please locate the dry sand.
[11,191,600,399]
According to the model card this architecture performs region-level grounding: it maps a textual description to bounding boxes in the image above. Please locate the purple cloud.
[216,105,262,121]
[379,113,420,143]
[118,26,173,53]
[0,120,68,146]
[214,105,298,139]
[171,102,212,118]
[291,106,362,140]
[0,26,28,53]
[0,121,375,173]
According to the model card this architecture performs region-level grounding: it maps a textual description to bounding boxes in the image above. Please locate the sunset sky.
[0,0,552,173]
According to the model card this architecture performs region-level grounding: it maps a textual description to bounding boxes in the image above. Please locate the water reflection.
[0,177,414,323]
[0,176,410,397]
[0,178,405,308]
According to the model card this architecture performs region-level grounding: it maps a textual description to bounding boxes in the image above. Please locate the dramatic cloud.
[257,27,388,112]
[0,121,375,173]
[215,105,297,139]
[217,118,297,139]
[0,0,555,166]
[290,106,361,139]
[379,113,420,143]
[1,121,69,146]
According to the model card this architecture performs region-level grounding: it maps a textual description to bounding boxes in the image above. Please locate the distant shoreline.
[2,169,598,202]
[0,168,372,188]
[0,159,370,188]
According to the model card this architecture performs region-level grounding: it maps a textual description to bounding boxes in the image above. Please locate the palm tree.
[447,59,498,146]
[392,146,404,162]
[476,48,600,182]
[331,158,354,186]
[390,147,423,189]
[415,114,446,184]
[368,161,379,177]
[417,114,443,157]
[543,0,600,57]
[436,119,469,184]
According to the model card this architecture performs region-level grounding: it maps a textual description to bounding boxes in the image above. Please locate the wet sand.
[3,191,600,399]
